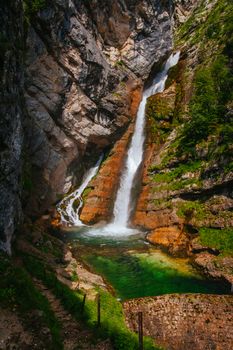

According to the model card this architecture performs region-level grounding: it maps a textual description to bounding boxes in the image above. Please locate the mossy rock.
[146,88,176,122]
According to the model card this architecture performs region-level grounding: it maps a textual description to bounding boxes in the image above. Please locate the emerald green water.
[60,227,228,300]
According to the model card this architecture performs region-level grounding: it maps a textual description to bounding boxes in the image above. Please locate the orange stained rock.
[146,226,188,255]
[147,226,183,246]
[80,83,143,225]
[133,209,181,230]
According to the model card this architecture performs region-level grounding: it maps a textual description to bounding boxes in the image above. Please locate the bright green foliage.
[199,227,233,256]
[176,0,233,159]
[151,161,202,192]
[152,161,201,182]
[178,55,233,157]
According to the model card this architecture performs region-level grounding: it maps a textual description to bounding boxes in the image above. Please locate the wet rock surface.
[124,294,233,350]
[147,226,189,256]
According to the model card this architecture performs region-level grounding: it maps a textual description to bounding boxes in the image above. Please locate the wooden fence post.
[81,294,86,313]
[138,311,143,350]
[97,293,101,327]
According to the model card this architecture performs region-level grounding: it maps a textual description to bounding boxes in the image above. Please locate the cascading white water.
[59,52,180,235]
[57,154,104,226]
[111,51,180,230]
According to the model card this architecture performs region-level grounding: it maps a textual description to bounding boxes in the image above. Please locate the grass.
[22,255,162,350]
[151,161,201,183]
[199,227,233,256]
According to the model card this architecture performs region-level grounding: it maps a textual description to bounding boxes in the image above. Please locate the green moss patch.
[199,227,233,256]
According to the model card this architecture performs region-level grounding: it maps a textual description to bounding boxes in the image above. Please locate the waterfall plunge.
[86,51,180,237]
[110,52,180,229]
[58,52,180,236]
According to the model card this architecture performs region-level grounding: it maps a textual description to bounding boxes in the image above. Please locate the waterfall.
[58,52,180,235]
[112,51,180,229]
[57,154,104,226]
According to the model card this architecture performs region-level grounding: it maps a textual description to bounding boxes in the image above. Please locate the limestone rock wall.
[0,0,24,253]
[24,0,175,217]
[0,0,197,249]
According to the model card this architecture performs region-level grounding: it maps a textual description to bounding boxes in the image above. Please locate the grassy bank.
[22,254,162,350]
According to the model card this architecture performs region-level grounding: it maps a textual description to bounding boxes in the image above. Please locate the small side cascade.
[57,154,104,226]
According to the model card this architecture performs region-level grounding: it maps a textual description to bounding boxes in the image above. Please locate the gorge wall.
[133,0,233,262]
[0,0,198,251]
[0,1,24,252]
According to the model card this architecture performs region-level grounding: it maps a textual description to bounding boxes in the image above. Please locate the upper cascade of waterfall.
[57,154,104,226]
[111,51,180,229]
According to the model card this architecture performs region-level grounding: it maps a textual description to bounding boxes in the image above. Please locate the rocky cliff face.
[0,1,24,253]
[133,0,233,258]
[0,0,197,249]
[23,0,175,218]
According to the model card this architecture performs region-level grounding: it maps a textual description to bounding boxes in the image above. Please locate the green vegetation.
[22,255,160,350]
[82,186,92,202]
[146,91,175,143]
[0,253,63,349]
[70,270,79,282]
[176,0,233,160]
[23,0,46,13]
[199,227,233,256]
[147,0,233,226]
[150,161,202,192]
[177,55,233,158]
[115,60,125,67]
[177,201,206,221]
[147,96,173,122]
[23,0,47,23]
[152,161,201,182]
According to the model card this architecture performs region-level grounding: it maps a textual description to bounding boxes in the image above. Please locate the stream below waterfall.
[56,53,229,300]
